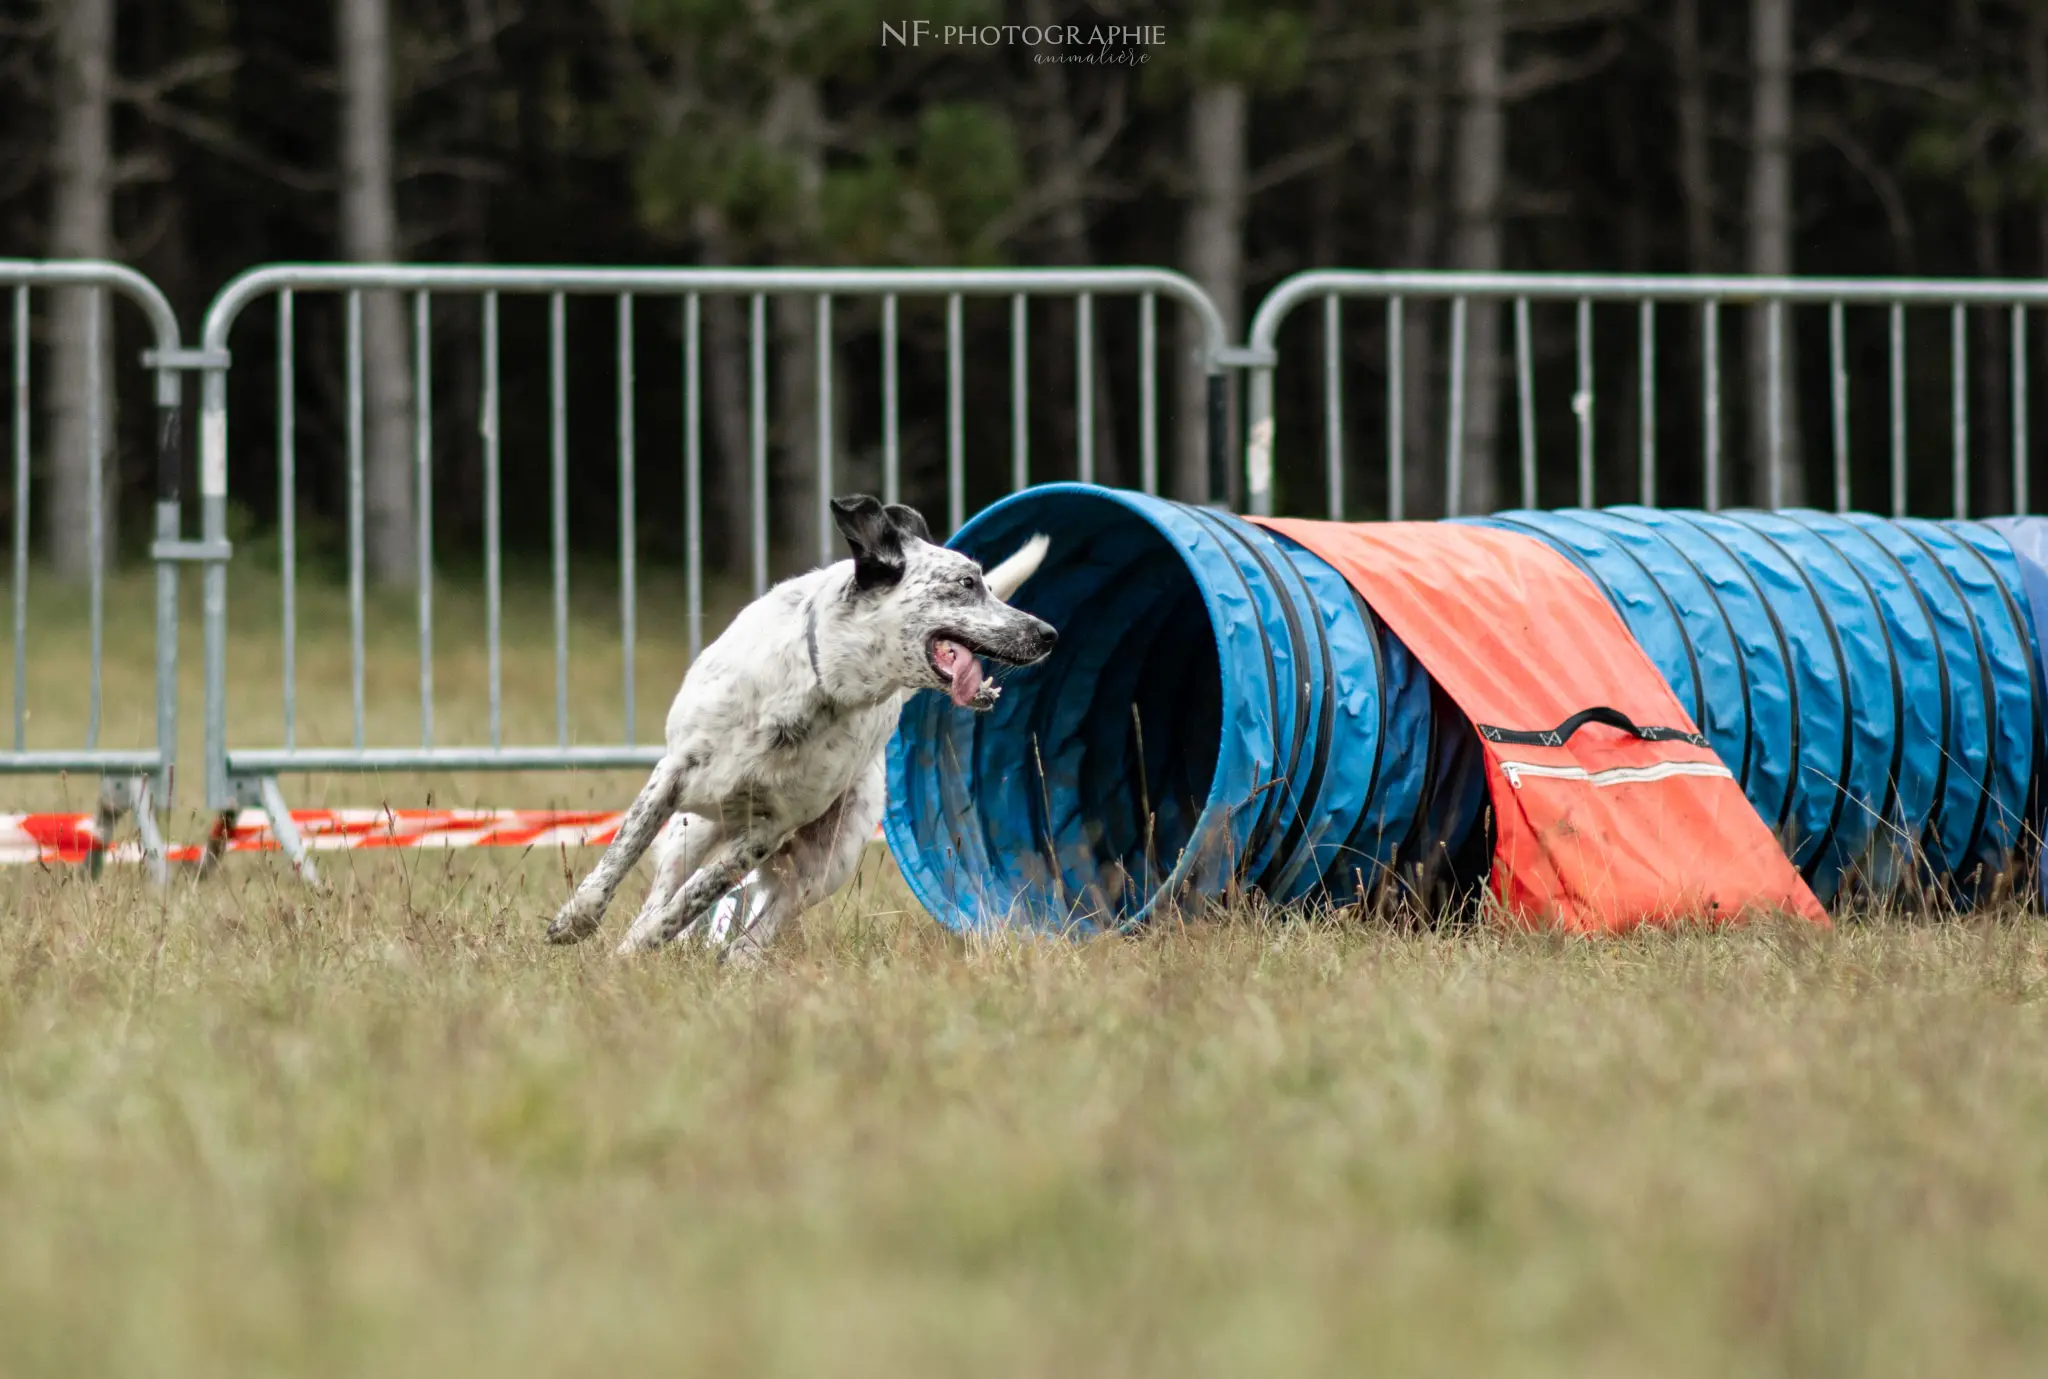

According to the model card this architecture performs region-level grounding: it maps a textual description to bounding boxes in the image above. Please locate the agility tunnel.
[884,484,2048,934]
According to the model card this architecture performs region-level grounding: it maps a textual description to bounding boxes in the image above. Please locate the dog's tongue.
[933,638,985,708]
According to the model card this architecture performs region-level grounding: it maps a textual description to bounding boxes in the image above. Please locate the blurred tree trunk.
[2032,3,2048,279]
[1450,0,1504,517]
[1400,3,1450,519]
[766,74,822,568]
[1745,0,1801,507]
[1612,70,1654,506]
[1966,1,2009,516]
[696,214,755,578]
[1673,0,1716,506]
[47,0,116,581]
[1673,0,1716,273]
[1177,81,1247,506]
[1023,0,1120,493]
[338,0,417,585]
[1973,217,2010,516]
[773,284,823,562]
[2026,2,2048,515]
[444,0,503,553]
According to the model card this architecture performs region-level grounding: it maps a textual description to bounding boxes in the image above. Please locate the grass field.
[6,563,2048,1376]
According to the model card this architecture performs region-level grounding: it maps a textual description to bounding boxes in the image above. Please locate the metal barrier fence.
[1243,270,2048,520]
[191,265,1232,877]
[0,259,196,877]
[15,258,2048,882]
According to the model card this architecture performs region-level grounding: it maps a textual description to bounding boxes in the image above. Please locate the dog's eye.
[959,574,979,593]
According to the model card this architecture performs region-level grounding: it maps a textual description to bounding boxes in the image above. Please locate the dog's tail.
[984,533,1049,602]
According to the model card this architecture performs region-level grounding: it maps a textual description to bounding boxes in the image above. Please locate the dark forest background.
[6,0,2048,585]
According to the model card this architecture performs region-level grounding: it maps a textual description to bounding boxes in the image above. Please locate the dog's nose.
[1032,621,1059,657]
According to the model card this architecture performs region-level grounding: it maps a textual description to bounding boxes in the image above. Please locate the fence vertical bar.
[2014,304,2029,515]
[1829,300,1849,512]
[749,293,767,597]
[1076,292,1094,485]
[815,294,833,567]
[1207,370,1228,508]
[10,287,24,752]
[947,293,965,531]
[1576,297,1594,508]
[482,291,501,748]
[1139,293,1158,496]
[200,342,228,811]
[415,291,434,748]
[1953,302,1968,518]
[1446,296,1468,518]
[150,342,180,821]
[1324,294,1344,519]
[1639,298,1656,505]
[346,290,366,749]
[882,294,900,508]
[684,294,703,660]
[617,293,636,741]
[1387,296,1405,520]
[1890,302,1907,517]
[85,288,102,749]
[550,291,569,746]
[278,290,296,749]
[1514,296,1535,507]
[1011,295,1029,492]
[1704,300,1722,511]
[1767,299,1786,507]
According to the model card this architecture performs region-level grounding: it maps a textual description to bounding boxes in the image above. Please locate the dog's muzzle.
[931,618,1057,711]
[1017,619,1058,662]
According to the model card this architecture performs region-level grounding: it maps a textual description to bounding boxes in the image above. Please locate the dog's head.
[825,495,1056,711]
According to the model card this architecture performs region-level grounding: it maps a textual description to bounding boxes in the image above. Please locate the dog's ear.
[884,503,932,544]
[831,495,907,590]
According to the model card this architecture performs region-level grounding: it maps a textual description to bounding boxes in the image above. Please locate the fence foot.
[89,782,120,883]
[197,809,235,880]
[89,776,169,886]
[255,776,322,890]
[200,776,322,888]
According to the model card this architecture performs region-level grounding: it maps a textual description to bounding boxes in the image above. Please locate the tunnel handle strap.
[1475,706,1710,751]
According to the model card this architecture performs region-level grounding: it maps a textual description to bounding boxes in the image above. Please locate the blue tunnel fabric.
[1983,518,2048,697]
[883,484,1451,935]
[885,486,2047,933]
[1981,516,2048,890]
[1934,520,2041,876]
[1477,508,2038,903]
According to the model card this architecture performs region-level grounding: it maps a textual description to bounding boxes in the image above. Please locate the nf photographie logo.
[880,20,1165,64]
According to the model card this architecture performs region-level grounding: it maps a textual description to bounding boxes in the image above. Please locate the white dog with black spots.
[546,495,1054,962]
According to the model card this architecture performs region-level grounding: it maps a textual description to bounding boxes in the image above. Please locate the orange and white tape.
[0,808,887,867]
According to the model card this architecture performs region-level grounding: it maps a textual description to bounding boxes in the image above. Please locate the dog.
[546,494,1055,961]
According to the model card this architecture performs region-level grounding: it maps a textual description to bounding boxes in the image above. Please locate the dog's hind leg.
[616,829,786,954]
[621,811,722,940]
[718,758,884,967]
[547,755,684,944]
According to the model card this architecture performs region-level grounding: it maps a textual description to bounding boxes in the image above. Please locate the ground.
[4,564,2048,1376]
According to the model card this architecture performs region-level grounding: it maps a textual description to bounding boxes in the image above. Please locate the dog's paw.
[615,909,672,954]
[546,894,604,944]
[718,934,770,970]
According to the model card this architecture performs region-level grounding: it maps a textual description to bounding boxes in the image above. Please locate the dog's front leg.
[615,829,785,955]
[547,755,684,944]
